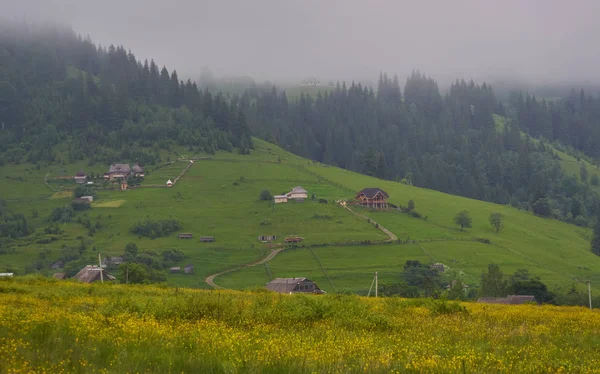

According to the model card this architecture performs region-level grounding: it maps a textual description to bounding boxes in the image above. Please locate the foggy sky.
[3,0,600,85]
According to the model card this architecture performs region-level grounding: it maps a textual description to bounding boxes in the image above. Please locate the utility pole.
[375,271,378,298]
[588,279,592,310]
[98,253,103,283]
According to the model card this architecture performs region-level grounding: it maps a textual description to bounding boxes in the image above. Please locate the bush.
[260,218,272,226]
[71,199,91,211]
[259,190,272,201]
[318,198,328,204]
[130,217,182,239]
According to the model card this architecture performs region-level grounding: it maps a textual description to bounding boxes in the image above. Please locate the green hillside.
[1,138,598,297]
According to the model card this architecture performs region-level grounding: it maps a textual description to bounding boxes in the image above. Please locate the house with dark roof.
[105,164,131,180]
[131,164,145,177]
[73,170,87,184]
[265,278,325,294]
[73,265,116,283]
[477,295,536,305]
[355,188,390,209]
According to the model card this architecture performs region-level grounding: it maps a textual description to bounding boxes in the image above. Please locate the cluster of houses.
[274,186,308,203]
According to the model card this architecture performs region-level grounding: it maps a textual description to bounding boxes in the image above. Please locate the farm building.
[287,186,308,200]
[184,265,194,274]
[178,233,193,239]
[166,179,173,187]
[73,170,87,184]
[274,195,288,203]
[73,265,115,283]
[430,263,445,272]
[80,195,94,202]
[477,295,536,305]
[104,163,144,181]
[355,188,389,209]
[266,278,325,294]
[200,236,215,242]
[170,267,181,273]
[131,164,145,177]
[258,235,277,242]
[284,236,304,243]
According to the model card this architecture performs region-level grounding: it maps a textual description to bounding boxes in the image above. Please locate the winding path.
[205,248,284,289]
[338,201,398,242]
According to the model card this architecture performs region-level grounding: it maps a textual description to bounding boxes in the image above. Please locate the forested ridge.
[0,22,252,167]
[2,21,600,227]
[245,74,600,226]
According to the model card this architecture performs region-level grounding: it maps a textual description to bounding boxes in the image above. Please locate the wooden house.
[131,164,145,177]
[274,195,288,203]
[178,233,193,239]
[184,264,194,274]
[106,164,131,180]
[477,295,536,305]
[284,236,304,243]
[170,267,181,273]
[286,186,308,200]
[355,188,389,209]
[258,235,277,242]
[73,265,115,283]
[266,278,325,294]
[200,236,215,242]
[73,170,87,184]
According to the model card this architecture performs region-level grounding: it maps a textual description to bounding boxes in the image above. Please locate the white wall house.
[286,186,308,200]
[274,195,288,203]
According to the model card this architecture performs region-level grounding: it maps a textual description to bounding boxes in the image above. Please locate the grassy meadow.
[1,137,599,294]
[1,278,600,373]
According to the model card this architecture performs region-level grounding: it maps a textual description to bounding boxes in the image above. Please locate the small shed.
[258,235,277,242]
[200,236,215,242]
[73,265,115,283]
[166,179,173,187]
[274,195,288,203]
[266,278,325,294]
[284,236,304,243]
[184,264,194,274]
[178,233,193,239]
[120,180,128,191]
[80,196,94,202]
[477,295,536,305]
[170,267,181,273]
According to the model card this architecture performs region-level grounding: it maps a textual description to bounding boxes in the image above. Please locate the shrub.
[130,217,182,239]
[318,198,328,204]
[259,190,272,201]
[260,218,272,226]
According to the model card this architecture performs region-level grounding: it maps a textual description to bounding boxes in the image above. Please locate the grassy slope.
[1,137,599,294]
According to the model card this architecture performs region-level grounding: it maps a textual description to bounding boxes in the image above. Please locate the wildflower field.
[1,277,600,373]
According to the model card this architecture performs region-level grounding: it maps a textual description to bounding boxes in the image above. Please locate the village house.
[73,265,115,283]
[120,180,128,191]
[266,278,325,294]
[274,195,288,204]
[477,295,536,305]
[178,233,193,239]
[355,188,390,209]
[430,263,445,272]
[284,236,304,243]
[73,170,87,184]
[104,163,145,181]
[287,186,308,201]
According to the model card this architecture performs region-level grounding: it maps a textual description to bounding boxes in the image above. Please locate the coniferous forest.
[2,21,600,226]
